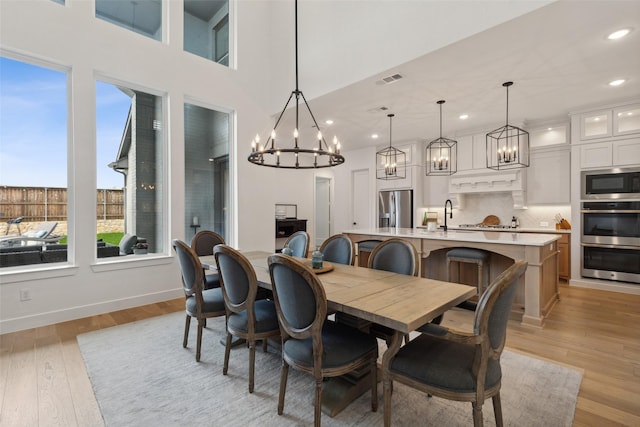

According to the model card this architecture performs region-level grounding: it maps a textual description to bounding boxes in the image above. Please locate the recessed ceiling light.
[325,119,334,125]
[459,114,469,120]
[547,127,553,131]
[609,79,626,87]
[607,28,631,40]
[371,134,379,139]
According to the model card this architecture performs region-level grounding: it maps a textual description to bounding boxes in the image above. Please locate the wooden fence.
[0,186,124,222]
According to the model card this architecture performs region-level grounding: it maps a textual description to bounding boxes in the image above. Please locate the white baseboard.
[569,278,640,295]
[0,289,183,335]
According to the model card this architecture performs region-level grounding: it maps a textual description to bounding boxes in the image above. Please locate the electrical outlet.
[20,288,31,301]
[540,221,549,227]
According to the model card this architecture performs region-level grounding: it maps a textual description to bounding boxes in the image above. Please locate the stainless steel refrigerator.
[379,190,413,228]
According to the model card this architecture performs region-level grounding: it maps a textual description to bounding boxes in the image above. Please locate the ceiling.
[281,0,640,152]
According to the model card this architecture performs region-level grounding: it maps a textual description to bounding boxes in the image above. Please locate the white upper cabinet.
[613,104,640,136]
[580,109,612,140]
[455,133,487,172]
[456,135,473,171]
[580,137,640,169]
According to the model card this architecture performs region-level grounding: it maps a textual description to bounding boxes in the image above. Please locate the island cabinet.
[344,228,560,328]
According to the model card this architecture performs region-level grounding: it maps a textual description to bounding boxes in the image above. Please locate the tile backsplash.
[421,193,571,229]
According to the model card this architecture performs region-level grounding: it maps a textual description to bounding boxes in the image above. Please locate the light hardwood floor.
[1,284,639,426]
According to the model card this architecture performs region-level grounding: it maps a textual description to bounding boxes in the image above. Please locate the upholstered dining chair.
[283,230,310,258]
[319,233,355,265]
[213,244,280,393]
[383,260,528,427]
[366,238,441,342]
[172,239,226,362]
[191,230,225,289]
[267,254,378,427]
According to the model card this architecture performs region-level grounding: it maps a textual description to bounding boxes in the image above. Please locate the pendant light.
[486,81,529,170]
[376,114,406,180]
[425,100,457,176]
[247,0,344,169]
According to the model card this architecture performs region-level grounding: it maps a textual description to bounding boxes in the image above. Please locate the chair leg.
[383,377,392,427]
[223,332,232,375]
[196,320,204,362]
[314,377,323,427]
[277,362,289,415]
[472,401,484,427]
[248,339,256,393]
[183,315,191,348]
[262,338,268,352]
[370,358,378,412]
[492,393,504,427]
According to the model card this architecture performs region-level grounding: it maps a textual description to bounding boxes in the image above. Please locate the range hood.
[448,169,527,209]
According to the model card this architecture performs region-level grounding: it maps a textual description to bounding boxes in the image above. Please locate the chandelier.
[376,114,406,180]
[247,0,344,169]
[486,81,529,170]
[425,100,457,176]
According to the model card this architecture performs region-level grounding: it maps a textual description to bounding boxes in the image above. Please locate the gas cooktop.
[458,224,515,229]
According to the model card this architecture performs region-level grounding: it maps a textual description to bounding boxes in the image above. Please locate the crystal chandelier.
[426,100,457,176]
[486,81,529,170]
[247,0,345,169]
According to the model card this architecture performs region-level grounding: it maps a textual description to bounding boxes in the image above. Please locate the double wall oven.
[581,167,640,284]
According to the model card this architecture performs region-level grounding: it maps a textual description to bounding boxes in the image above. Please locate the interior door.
[351,169,370,230]
[315,177,331,247]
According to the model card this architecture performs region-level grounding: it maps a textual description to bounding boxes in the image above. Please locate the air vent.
[375,73,403,85]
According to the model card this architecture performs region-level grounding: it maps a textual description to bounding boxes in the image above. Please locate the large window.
[184,103,230,241]
[96,0,162,41]
[96,80,165,258]
[184,0,230,66]
[0,56,68,267]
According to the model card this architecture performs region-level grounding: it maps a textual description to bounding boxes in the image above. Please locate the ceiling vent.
[367,106,390,114]
[375,73,403,85]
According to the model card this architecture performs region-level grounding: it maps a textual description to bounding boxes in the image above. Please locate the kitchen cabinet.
[557,233,570,280]
[580,137,640,169]
[527,149,570,204]
[580,109,611,140]
[455,133,487,172]
[422,174,449,207]
[613,104,640,136]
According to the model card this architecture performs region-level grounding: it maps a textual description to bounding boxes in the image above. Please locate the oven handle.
[580,209,640,213]
[581,242,640,250]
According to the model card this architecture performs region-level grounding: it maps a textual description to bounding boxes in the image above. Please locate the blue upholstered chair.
[319,233,355,265]
[214,244,280,393]
[267,254,378,427]
[283,230,309,258]
[172,239,226,362]
[383,260,528,427]
[191,230,225,289]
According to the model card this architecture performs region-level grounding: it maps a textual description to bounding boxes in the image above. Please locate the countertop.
[343,227,561,247]
[415,226,571,234]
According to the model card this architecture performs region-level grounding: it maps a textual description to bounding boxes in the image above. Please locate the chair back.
[268,254,326,341]
[473,260,528,354]
[191,230,225,256]
[172,239,205,298]
[119,233,138,255]
[284,231,310,258]
[214,245,258,315]
[319,234,355,265]
[368,238,419,276]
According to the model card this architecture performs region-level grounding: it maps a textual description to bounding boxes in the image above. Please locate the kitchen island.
[343,228,561,327]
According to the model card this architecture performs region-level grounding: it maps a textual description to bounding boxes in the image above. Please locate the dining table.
[200,250,476,416]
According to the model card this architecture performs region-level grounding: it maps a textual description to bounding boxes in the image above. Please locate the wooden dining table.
[200,250,476,415]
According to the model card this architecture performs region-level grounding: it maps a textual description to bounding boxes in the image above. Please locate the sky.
[0,56,130,189]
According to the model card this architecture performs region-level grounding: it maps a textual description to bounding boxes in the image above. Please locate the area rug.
[78,312,582,426]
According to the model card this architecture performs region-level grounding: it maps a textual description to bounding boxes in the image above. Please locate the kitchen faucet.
[442,199,453,231]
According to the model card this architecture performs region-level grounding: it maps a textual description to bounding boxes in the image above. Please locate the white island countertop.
[342,227,561,247]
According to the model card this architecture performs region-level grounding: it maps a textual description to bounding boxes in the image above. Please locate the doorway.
[351,169,371,230]
[315,176,331,248]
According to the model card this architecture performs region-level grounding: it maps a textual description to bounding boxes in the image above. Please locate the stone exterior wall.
[0,220,124,236]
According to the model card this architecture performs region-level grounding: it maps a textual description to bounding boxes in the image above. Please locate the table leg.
[382,331,403,427]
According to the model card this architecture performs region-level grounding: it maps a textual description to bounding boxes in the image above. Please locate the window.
[96,0,162,41]
[96,80,165,258]
[184,0,230,66]
[0,56,68,268]
[184,103,230,241]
